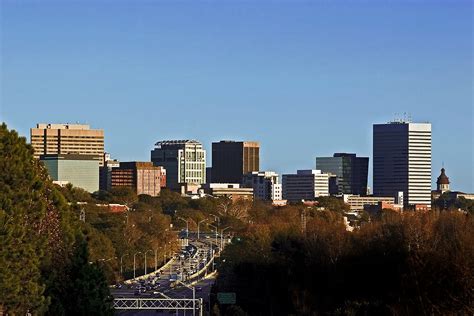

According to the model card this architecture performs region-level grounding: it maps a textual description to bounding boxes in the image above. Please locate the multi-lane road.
[112,234,227,315]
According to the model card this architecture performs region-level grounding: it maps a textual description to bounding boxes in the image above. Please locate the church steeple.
[436,167,450,193]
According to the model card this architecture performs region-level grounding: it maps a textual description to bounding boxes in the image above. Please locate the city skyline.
[1,1,472,191]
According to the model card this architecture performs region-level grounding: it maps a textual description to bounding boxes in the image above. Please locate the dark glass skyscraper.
[316,153,369,195]
[212,141,260,184]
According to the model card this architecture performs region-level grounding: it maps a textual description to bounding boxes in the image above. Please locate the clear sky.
[1,0,472,192]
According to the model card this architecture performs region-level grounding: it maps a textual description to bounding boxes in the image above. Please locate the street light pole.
[208,223,218,252]
[220,226,231,250]
[133,251,142,280]
[178,217,189,247]
[120,254,129,278]
[144,250,153,275]
[163,245,167,265]
[210,214,220,231]
[154,248,161,272]
[197,219,207,239]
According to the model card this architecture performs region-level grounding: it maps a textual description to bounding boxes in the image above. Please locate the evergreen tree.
[62,237,113,315]
[0,123,48,314]
[0,123,112,314]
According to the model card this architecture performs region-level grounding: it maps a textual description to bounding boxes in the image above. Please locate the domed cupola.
[436,168,450,193]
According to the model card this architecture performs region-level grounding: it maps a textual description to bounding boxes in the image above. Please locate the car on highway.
[134,290,140,296]
[196,286,202,292]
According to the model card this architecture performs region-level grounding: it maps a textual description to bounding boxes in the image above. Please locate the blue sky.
[1,0,472,191]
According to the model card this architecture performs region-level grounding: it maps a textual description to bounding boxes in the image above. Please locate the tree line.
[212,205,474,315]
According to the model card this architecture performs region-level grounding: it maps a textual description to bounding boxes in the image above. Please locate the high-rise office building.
[111,162,166,196]
[373,121,432,207]
[316,153,369,196]
[242,171,282,201]
[40,154,100,192]
[99,153,120,191]
[151,140,206,190]
[31,123,105,166]
[211,141,260,184]
[282,170,330,202]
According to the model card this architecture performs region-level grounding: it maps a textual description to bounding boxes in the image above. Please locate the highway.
[112,233,228,315]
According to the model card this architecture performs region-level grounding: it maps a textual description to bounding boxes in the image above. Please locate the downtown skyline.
[1,0,472,192]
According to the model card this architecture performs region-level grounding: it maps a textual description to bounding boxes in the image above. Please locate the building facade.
[211,141,260,184]
[31,123,105,166]
[40,154,100,192]
[99,153,120,191]
[151,140,206,190]
[373,121,432,207]
[111,162,166,196]
[242,171,282,201]
[201,183,254,201]
[316,153,369,196]
[282,170,330,202]
[343,194,396,212]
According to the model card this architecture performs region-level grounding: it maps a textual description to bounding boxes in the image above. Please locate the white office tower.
[242,171,282,201]
[151,140,206,190]
[282,170,330,202]
[373,121,432,208]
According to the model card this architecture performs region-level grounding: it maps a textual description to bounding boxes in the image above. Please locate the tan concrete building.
[111,162,166,196]
[31,123,105,166]
[202,183,254,201]
[343,194,396,212]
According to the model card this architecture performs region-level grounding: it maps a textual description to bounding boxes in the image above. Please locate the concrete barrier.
[187,253,215,281]
[123,257,175,284]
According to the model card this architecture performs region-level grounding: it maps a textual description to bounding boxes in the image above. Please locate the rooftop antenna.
[393,112,398,123]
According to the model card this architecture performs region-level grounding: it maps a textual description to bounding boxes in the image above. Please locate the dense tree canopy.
[214,209,474,315]
[0,123,112,315]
